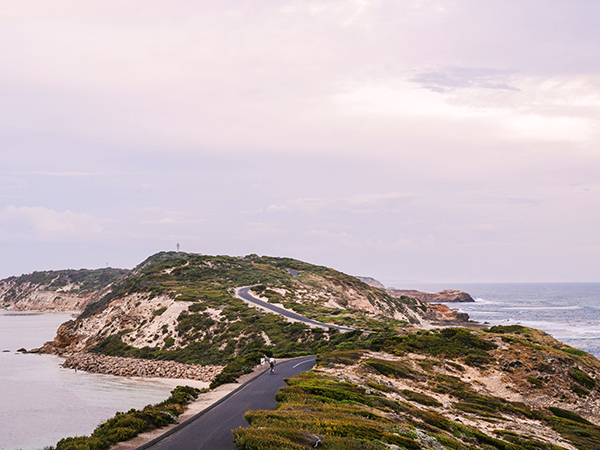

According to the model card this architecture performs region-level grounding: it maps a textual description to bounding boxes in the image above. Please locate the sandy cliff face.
[0,268,128,313]
[42,293,189,354]
[1,281,100,312]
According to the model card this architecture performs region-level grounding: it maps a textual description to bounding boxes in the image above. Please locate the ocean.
[385,282,600,358]
[2,282,600,448]
[0,313,179,450]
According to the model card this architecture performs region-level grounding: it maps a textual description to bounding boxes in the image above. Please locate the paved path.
[138,356,316,450]
[237,286,355,332]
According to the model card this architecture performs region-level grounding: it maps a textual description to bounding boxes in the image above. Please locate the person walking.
[269,356,276,374]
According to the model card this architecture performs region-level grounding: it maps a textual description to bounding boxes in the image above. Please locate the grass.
[234,366,576,450]
[545,407,600,449]
[569,369,596,390]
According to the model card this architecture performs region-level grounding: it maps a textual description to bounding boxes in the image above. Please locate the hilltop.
[0,252,463,370]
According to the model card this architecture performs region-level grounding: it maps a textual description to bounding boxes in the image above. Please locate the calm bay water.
[384,282,600,358]
[0,313,177,450]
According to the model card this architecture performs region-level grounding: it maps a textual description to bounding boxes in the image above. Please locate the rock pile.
[62,353,223,382]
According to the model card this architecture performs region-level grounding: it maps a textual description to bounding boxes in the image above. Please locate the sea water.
[0,313,177,450]
[385,282,600,358]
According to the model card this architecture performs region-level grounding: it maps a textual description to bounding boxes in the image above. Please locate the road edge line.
[135,356,315,450]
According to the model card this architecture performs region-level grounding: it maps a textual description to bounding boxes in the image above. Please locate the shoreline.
[61,353,223,381]
[109,362,271,450]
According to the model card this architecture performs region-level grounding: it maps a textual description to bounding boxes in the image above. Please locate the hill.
[6,252,600,450]
[31,252,467,375]
[237,325,600,450]
[0,267,129,312]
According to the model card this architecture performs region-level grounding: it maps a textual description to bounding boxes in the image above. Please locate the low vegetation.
[235,326,600,450]
[53,385,201,450]
[30,252,600,450]
[58,252,442,388]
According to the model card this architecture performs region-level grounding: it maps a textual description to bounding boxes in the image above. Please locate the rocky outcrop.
[428,304,471,323]
[355,276,386,290]
[388,289,474,303]
[61,353,223,381]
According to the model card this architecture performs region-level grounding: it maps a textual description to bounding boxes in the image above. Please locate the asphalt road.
[140,356,316,450]
[237,286,355,332]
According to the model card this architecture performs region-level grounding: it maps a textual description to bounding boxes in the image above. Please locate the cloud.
[242,222,282,237]
[307,229,387,249]
[265,204,292,213]
[409,67,520,93]
[504,115,595,143]
[0,205,103,241]
[0,177,28,197]
[265,192,418,214]
[140,217,206,225]
[15,172,103,177]
[307,230,434,251]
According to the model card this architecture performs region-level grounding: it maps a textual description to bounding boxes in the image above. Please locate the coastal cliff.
[0,268,128,312]
[388,288,475,303]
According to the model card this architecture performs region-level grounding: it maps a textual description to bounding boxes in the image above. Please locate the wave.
[502,305,582,311]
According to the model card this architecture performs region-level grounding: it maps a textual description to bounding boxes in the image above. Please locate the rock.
[355,276,386,290]
[17,348,27,353]
[387,289,475,303]
[62,353,224,382]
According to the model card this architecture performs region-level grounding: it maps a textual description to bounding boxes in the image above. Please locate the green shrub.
[545,408,600,449]
[528,376,543,389]
[571,384,590,397]
[569,369,596,390]
[317,349,367,367]
[562,347,586,357]
[364,358,418,380]
[163,336,175,348]
[55,436,110,450]
[548,407,592,425]
[486,325,529,334]
[153,307,167,316]
[400,389,442,407]
[55,385,198,449]
[210,352,261,389]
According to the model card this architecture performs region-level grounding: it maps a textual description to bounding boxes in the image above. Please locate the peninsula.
[2,252,599,450]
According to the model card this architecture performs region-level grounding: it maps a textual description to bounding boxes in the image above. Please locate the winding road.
[138,356,316,450]
[137,287,355,449]
[237,286,355,332]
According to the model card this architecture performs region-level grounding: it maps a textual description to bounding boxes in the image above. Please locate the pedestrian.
[269,356,275,374]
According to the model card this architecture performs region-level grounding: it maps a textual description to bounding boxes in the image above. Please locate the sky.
[1,1,599,284]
